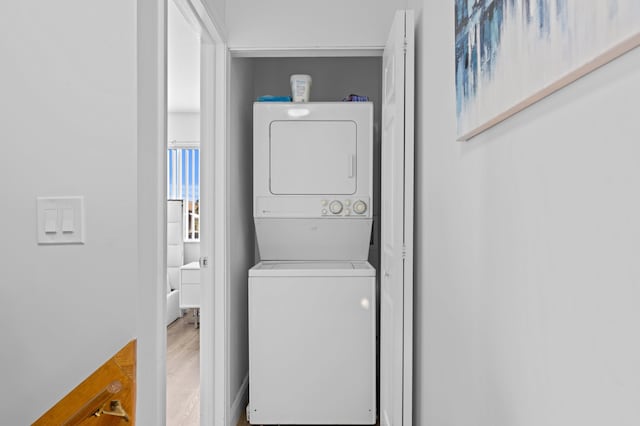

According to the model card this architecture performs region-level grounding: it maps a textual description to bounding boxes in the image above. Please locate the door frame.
[137,0,227,424]
[228,17,414,423]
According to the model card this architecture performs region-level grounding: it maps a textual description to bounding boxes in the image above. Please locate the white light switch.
[44,209,58,233]
[62,208,74,233]
[37,196,85,245]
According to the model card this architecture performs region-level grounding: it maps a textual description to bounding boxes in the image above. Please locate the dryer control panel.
[255,196,372,218]
[321,198,368,216]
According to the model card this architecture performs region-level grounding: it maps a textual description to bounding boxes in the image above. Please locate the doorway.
[137,0,224,424]
[166,0,201,424]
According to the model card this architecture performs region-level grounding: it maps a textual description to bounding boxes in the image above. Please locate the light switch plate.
[37,196,85,245]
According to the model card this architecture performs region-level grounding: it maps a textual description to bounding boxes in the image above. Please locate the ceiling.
[168,1,200,113]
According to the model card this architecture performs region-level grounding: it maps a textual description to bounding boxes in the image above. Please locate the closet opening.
[228,53,384,425]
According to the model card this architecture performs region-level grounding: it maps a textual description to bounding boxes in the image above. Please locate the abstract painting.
[455,0,640,140]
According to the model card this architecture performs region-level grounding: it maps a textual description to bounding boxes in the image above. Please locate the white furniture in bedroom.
[180,261,201,328]
[166,199,184,325]
[179,261,201,309]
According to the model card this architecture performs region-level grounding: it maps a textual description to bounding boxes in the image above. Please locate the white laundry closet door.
[269,120,357,194]
[380,9,414,426]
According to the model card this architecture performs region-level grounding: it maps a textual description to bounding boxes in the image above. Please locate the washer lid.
[249,261,376,277]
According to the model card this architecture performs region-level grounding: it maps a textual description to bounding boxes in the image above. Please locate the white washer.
[248,261,377,425]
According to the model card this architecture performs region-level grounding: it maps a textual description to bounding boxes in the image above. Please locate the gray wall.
[228,57,256,415]
[0,2,137,423]
[410,1,640,425]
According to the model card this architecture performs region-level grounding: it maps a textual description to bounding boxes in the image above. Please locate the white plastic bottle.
[290,74,312,102]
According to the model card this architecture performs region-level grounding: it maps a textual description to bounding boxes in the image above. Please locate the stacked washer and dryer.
[248,102,377,425]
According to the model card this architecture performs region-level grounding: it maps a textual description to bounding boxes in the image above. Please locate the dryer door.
[270,120,357,195]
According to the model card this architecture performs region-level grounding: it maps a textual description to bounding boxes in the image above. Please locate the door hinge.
[401,245,407,259]
[199,256,209,268]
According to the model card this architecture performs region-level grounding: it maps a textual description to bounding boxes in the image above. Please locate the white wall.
[204,0,224,19]
[0,1,137,424]
[410,1,640,425]
[168,0,200,113]
[225,0,407,50]
[184,241,201,264]
[204,0,226,34]
[228,57,256,421]
[168,112,200,142]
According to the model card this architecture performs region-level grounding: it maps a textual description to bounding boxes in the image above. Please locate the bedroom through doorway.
[166,0,202,424]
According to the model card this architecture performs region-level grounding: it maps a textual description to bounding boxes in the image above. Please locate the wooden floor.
[167,313,200,426]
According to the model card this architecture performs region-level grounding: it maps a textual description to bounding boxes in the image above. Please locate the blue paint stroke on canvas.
[455,0,640,138]
[455,0,557,117]
[455,0,510,117]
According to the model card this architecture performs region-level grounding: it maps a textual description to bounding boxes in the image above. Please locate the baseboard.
[229,373,249,426]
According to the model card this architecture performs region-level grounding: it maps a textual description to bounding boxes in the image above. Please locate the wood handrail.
[61,380,123,425]
[32,340,136,425]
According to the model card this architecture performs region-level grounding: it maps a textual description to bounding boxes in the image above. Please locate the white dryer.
[248,261,376,425]
[253,102,373,261]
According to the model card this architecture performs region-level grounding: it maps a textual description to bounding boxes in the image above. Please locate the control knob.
[353,200,367,214]
[329,200,343,214]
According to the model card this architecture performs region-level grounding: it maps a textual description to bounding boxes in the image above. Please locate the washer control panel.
[321,198,368,216]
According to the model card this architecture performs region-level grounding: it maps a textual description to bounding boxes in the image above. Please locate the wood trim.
[458,32,640,141]
[32,340,136,426]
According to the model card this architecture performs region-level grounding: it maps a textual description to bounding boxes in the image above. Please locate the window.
[168,144,200,240]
